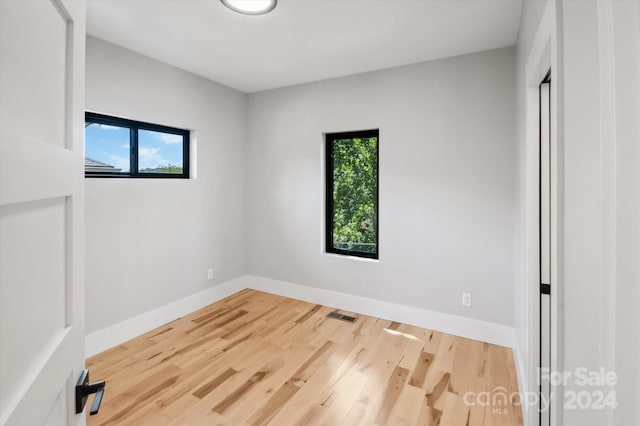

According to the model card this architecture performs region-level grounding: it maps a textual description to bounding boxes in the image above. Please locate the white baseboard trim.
[86,274,516,358]
[85,277,246,357]
[240,275,515,348]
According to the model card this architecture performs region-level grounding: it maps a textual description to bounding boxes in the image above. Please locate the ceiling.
[87,0,523,93]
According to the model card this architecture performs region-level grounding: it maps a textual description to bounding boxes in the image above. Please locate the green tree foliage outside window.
[139,164,183,174]
[328,131,378,257]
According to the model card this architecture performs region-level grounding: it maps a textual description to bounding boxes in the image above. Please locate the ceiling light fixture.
[220,0,277,15]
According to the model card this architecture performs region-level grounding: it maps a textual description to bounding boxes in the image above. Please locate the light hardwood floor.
[87,289,523,425]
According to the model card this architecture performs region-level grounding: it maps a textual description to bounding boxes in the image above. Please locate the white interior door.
[0,0,87,425]
[539,73,551,426]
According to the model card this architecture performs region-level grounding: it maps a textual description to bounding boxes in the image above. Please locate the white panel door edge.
[0,0,87,425]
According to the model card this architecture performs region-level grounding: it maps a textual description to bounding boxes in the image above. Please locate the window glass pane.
[85,122,130,173]
[137,129,184,174]
[332,135,378,255]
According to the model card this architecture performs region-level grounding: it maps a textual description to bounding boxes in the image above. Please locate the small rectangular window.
[85,112,189,178]
[326,129,379,259]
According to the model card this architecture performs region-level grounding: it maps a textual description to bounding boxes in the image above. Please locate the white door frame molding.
[524,2,563,425]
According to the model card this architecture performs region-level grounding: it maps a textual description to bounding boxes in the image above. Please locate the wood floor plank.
[408,350,435,388]
[372,365,410,425]
[435,391,470,426]
[247,381,300,426]
[192,367,238,399]
[87,289,522,426]
[295,304,322,324]
[311,370,369,425]
[265,360,347,425]
[387,383,426,426]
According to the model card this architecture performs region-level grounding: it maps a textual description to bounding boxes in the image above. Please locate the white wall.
[85,37,246,333]
[245,47,517,326]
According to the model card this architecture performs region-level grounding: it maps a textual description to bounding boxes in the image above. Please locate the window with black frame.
[325,129,379,259]
[84,112,189,178]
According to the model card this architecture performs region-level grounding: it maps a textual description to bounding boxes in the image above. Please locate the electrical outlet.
[462,293,472,307]
[207,268,214,280]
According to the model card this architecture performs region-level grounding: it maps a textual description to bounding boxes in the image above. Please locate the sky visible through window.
[138,129,184,173]
[85,123,184,173]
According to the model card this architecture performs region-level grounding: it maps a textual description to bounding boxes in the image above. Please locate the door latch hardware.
[75,369,106,415]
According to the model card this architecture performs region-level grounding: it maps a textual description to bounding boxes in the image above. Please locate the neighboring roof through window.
[84,157,122,173]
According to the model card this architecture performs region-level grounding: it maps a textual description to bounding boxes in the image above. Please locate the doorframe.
[524,2,563,426]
